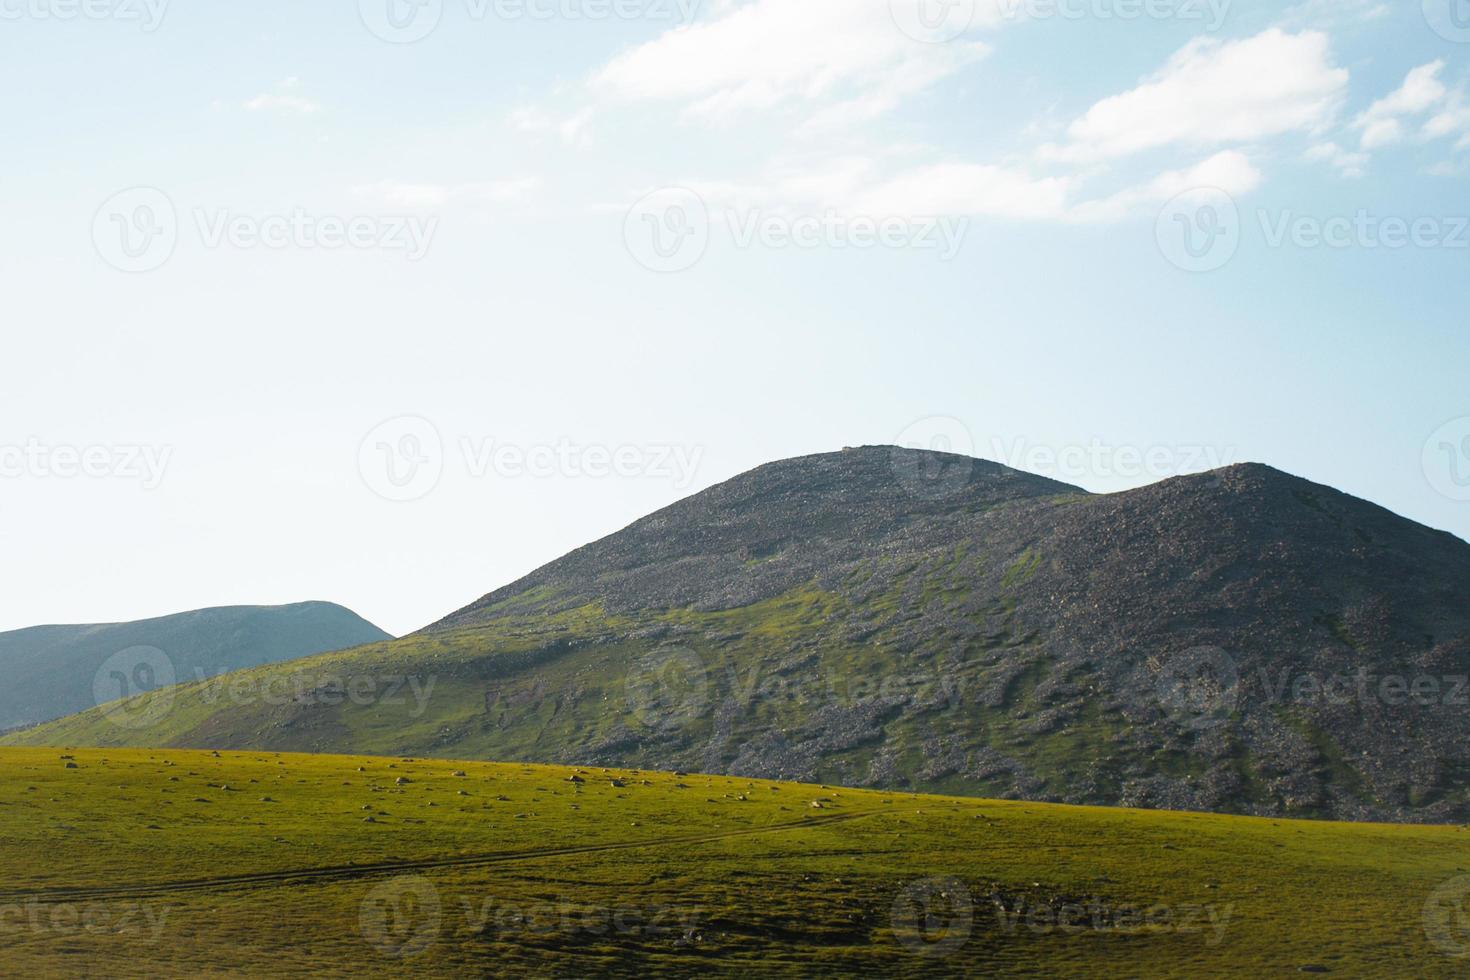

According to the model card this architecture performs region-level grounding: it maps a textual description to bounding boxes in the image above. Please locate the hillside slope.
[10,448,1470,823]
[0,602,392,731]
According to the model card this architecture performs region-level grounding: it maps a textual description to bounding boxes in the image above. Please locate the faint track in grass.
[1,805,957,905]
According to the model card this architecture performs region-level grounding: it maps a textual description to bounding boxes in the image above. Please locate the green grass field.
[2,746,1467,977]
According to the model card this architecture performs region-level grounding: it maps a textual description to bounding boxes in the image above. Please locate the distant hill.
[0,603,391,731]
[10,448,1470,824]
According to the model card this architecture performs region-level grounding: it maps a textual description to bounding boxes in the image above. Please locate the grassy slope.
[2,747,1467,977]
[0,581,1198,809]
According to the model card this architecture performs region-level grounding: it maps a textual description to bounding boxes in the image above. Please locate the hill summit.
[11,448,1470,823]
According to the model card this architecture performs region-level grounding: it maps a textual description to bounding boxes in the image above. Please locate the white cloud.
[677,154,897,215]
[1304,141,1368,178]
[1069,150,1263,223]
[559,108,595,146]
[510,105,595,147]
[1424,102,1470,144]
[353,179,543,209]
[1346,60,1470,163]
[1354,61,1447,150]
[244,77,321,116]
[683,146,1261,226]
[1421,89,1470,154]
[509,106,551,132]
[675,148,1071,222]
[850,162,1073,221]
[1282,0,1388,28]
[1042,29,1347,162]
[1357,119,1403,151]
[1367,61,1447,116]
[590,0,991,126]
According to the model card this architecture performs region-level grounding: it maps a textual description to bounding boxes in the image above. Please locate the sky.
[1,0,1468,637]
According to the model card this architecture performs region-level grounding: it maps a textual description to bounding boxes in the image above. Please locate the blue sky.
[1,0,1468,635]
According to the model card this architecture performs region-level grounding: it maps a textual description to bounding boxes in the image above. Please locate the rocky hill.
[10,448,1470,823]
